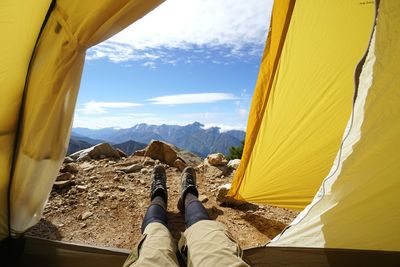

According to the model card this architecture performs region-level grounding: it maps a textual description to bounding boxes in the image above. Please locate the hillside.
[72,122,246,157]
[28,142,298,250]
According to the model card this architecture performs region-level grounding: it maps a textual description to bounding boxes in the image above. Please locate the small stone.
[53,180,72,190]
[98,192,106,200]
[198,194,209,203]
[174,158,187,172]
[63,157,75,163]
[143,158,155,166]
[60,163,79,174]
[216,183,231,202]
[88,176,97,181]
[56,172,73,181]
[138,179,145,185]
[117,164,143,173]
[80,223,87,228]
[117,186,126,191]
[113,176,121,182]
[77,185,88,191]
[80,211,93,220]
[110,203,118,209]
[140,168,149,175]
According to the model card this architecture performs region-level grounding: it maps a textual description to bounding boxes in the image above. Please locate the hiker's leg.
[177,167,249,267]
[183,220,249,267]
[124,222,179,267]
[124,166,179,267]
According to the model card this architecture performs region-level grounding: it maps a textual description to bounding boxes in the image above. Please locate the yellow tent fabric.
[269,0,400,251]
[0,0,53,241]
[0,0,163,240]
[229,0,375,210]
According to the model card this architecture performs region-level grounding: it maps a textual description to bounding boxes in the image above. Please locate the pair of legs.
[124,166,249,267]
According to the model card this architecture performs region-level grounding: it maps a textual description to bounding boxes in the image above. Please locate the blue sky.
[73,0,273,131]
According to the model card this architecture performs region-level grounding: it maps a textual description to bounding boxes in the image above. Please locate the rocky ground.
[27,142,299,250]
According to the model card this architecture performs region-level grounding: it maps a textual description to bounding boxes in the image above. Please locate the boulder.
[227,159,241,169]
[144,140,202,168]
[70,143,120,161]
[60,163,79,174]
[206,153,228,166]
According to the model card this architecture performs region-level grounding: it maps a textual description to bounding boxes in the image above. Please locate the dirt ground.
[27,155,299,250]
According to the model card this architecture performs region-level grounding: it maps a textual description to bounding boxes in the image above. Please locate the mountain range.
[69,122,245,157]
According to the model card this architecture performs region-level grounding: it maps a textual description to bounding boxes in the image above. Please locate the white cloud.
[148,93,238,105]
[78,101,142,114]
[142,61,156,69]
[86,0,273,63]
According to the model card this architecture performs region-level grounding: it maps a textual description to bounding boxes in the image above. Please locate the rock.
[143,158,155,166]
[70,143,121,161]
[98,192,106,200]
[144,140,202,168]
[216,183,245,206]
[56,172,73,181]
[113,176,121,182]
[60,163,79,174]
[140,168,149,175]
[204,165,229,178]
[133,149,146,157]
[115,148,127,158]
[198,194,209,203]
[227,159,241,169]
[174,158,187,171]
[76,185,88,191]
[53,180,72,190]
[89,175,97,181]
[63,157,75,163]
[80,211,93,220]
[216,183,231,202]
[117,186,126,191]
[206,153,228,166]
[117,164,143,173]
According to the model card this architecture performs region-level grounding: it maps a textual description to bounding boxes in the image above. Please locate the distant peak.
[188,121,204,128]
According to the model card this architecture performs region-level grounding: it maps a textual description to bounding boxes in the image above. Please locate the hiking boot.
[177,166,199,213]
[150,165,168,205]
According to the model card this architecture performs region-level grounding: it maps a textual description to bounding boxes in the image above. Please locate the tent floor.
[2,236,399,267]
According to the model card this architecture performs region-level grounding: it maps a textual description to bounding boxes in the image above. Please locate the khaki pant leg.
[124,222,179,267]
[183,220,249,267]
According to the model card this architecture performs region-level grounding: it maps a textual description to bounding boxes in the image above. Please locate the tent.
[1,0,399,266]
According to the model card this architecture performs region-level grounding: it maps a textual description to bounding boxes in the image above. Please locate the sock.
[141,196,167,233]
[184,193,209,228]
